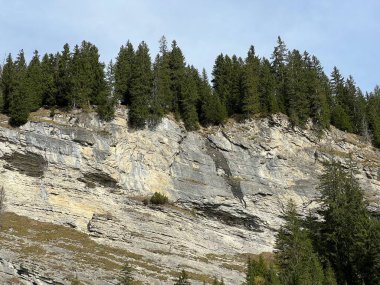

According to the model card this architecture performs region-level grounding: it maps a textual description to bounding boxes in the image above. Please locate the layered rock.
[0,107,379,284]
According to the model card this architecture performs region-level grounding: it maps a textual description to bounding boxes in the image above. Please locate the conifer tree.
[150,37,172,126]
[97,60,116,121]
[275,200,324,285]
[168,40,186,114]
[367,86,380,146]
[155,36,173,112]
[56,43,72,107]
[179,66,199,130]
[1,54,15,114]
[246,256,280,285]
[26,50,44,111]
[41,53,58,107]
[330,67,353,132]
[317,161,380,285]
[308,56,330,129]
[70,41,106,109]
[9,50,30,126]
[199,69,227,125]
[128,41,152,128]
[259,58,278,115]
[285,49,309,125]
[271,36,288,113]
[115,41,135,105]
[0,65,3,111]
[229,55,244,114]
[242,46,261,116]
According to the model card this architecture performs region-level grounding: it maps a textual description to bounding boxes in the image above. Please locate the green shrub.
[150,192,169,205]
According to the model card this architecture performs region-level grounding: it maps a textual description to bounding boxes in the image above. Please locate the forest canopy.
[1,36,379,146]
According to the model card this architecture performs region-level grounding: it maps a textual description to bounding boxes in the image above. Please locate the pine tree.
[128,41,152,128]
[115,41,135,105]
[241,46,261,116]
[9,50,30,126]
[174,269,191,285]
[26,50,44,111]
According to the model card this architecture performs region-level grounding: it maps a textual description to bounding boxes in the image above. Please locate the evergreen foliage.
[1,35,380,142]
[245,256,280,285]
[275,200,325,285]
[9,50,30,126]
[128,41,152,128]
[316,161,380,285]
[241,46,261,116]
[115,41,135,105]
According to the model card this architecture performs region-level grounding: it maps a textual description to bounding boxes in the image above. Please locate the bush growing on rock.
[150,192,169,205]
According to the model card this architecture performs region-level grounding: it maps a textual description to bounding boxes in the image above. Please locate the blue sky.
[0,0,379,92]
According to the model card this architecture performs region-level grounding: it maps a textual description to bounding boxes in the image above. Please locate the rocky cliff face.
[0,107,379,284]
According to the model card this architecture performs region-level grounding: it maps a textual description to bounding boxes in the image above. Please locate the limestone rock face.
[0,108,379,284]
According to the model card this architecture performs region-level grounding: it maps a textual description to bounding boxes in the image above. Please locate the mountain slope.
[0,107,379,284]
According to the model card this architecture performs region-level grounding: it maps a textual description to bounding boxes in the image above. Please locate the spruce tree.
[70,41,107,109]
[246,256,280,285]
[275,200,324,285]
[308,55,331,129]
[97,60,116,121]
[150,38,172,126]
[242,46,261,116]
[317,161,380,285]
[168,40,186,114]
[1,54,15,114]
[41,53,58,107]
[9,50,30,126]
[259,58,278,115]
[26,50,44,111]
[179,66,199,130]
[115,41,135,105]
[128,41,152,128]
[56,43,72,107]
[271,36,288,113]
[285,49,309,126]
[199,69,227,125]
